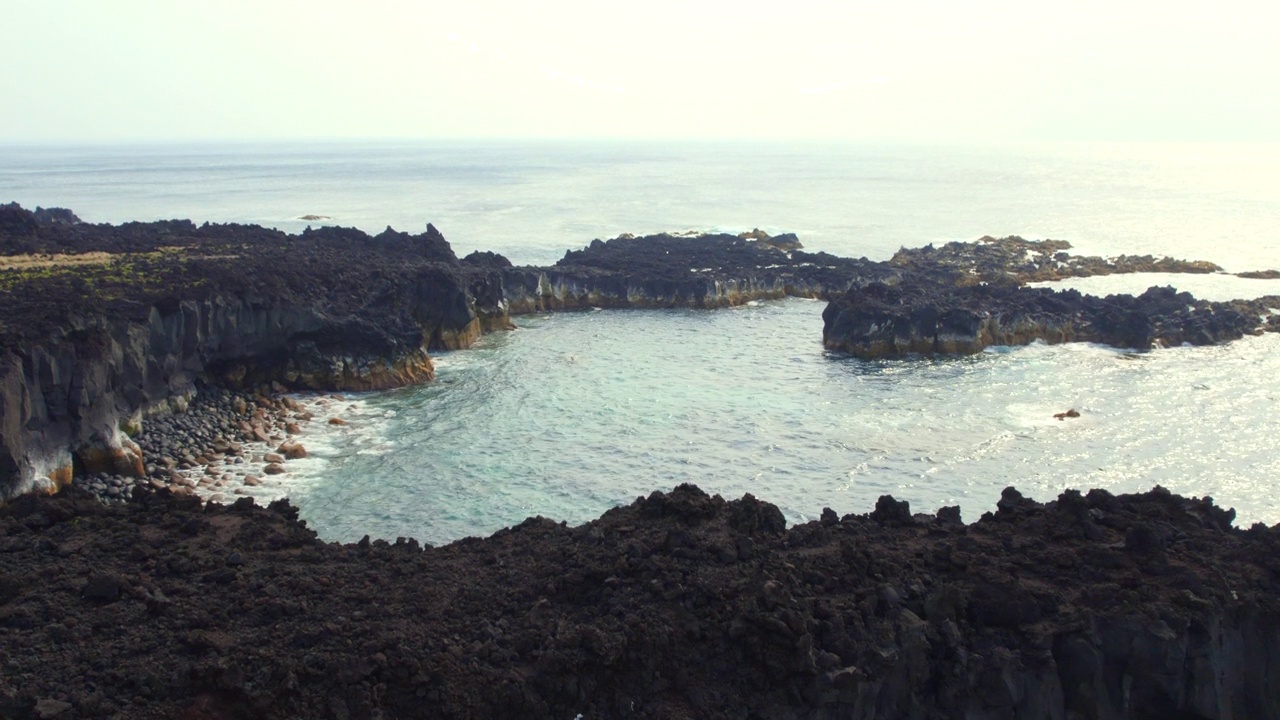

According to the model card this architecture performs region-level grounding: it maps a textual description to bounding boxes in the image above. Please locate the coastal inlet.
[1,202,1279,520]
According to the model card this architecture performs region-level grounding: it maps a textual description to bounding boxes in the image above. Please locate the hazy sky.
[3,0,1277,142]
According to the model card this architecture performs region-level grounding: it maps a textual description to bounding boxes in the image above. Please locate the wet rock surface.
[66,386,318,505]
[1,484,1278,719]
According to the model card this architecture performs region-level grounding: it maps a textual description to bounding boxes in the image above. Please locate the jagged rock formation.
[496,231,887,314]
[1,484,1277,719]
[823,281,1280,358]
[891,236,1223,284]
[4,207,1280,719]
[823,237,1280,358]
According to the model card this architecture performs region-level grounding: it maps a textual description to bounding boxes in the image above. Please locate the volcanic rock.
[0,485,1278,719]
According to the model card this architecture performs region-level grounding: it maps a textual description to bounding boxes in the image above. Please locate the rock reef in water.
[890,235,1223,284]
[822,236,1280,358]
[496,231,888,314]
[1,484,1278,719]
[822,279,1279,357]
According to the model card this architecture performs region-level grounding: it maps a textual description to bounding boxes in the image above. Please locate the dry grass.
[0,247,242,272]
[0,251,117,270]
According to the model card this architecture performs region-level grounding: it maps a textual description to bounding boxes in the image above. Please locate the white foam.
[186,392,394,506]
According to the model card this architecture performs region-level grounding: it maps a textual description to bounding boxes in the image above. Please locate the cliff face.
[498,267,823,313]
[0,294,445,498]
[0,207,484,498]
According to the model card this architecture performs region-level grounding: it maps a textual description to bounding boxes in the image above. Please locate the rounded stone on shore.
[34,698,73,719]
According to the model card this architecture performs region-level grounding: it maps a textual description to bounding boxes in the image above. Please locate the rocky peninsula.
[822,239,1280,357]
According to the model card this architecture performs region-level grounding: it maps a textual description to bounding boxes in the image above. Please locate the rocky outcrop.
[892,235,1223,284]
[1,484,1278,719]
[31,206,81,226]
[495,231,891,314]
[824,236,1280,358]
[0,205,483,497]
[1236,269,1280,280]
[823,280,1280,358]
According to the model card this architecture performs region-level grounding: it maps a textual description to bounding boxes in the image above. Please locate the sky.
[2,0,1277,143]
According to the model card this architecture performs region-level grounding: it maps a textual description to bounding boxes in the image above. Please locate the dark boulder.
[462,250,513,269]
[32,206,81,225]
[0,202,39,237]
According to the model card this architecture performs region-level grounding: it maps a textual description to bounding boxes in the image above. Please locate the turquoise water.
[3,140,1280,542]
[285,302,1280,545]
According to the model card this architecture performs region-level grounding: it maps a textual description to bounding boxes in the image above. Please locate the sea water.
[3,140,1280,544]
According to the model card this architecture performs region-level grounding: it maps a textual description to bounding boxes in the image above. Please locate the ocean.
[3,140,1280,544]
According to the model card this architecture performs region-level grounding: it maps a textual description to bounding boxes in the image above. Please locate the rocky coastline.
[69,386,333,507]
[821,280,1280,357]
[822,238,1280,357]
[3,202,1279,500]
[4,204,1280,718]
[3,483,1279,719]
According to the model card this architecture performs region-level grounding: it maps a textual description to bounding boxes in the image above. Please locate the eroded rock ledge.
[1,484,1277,719]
